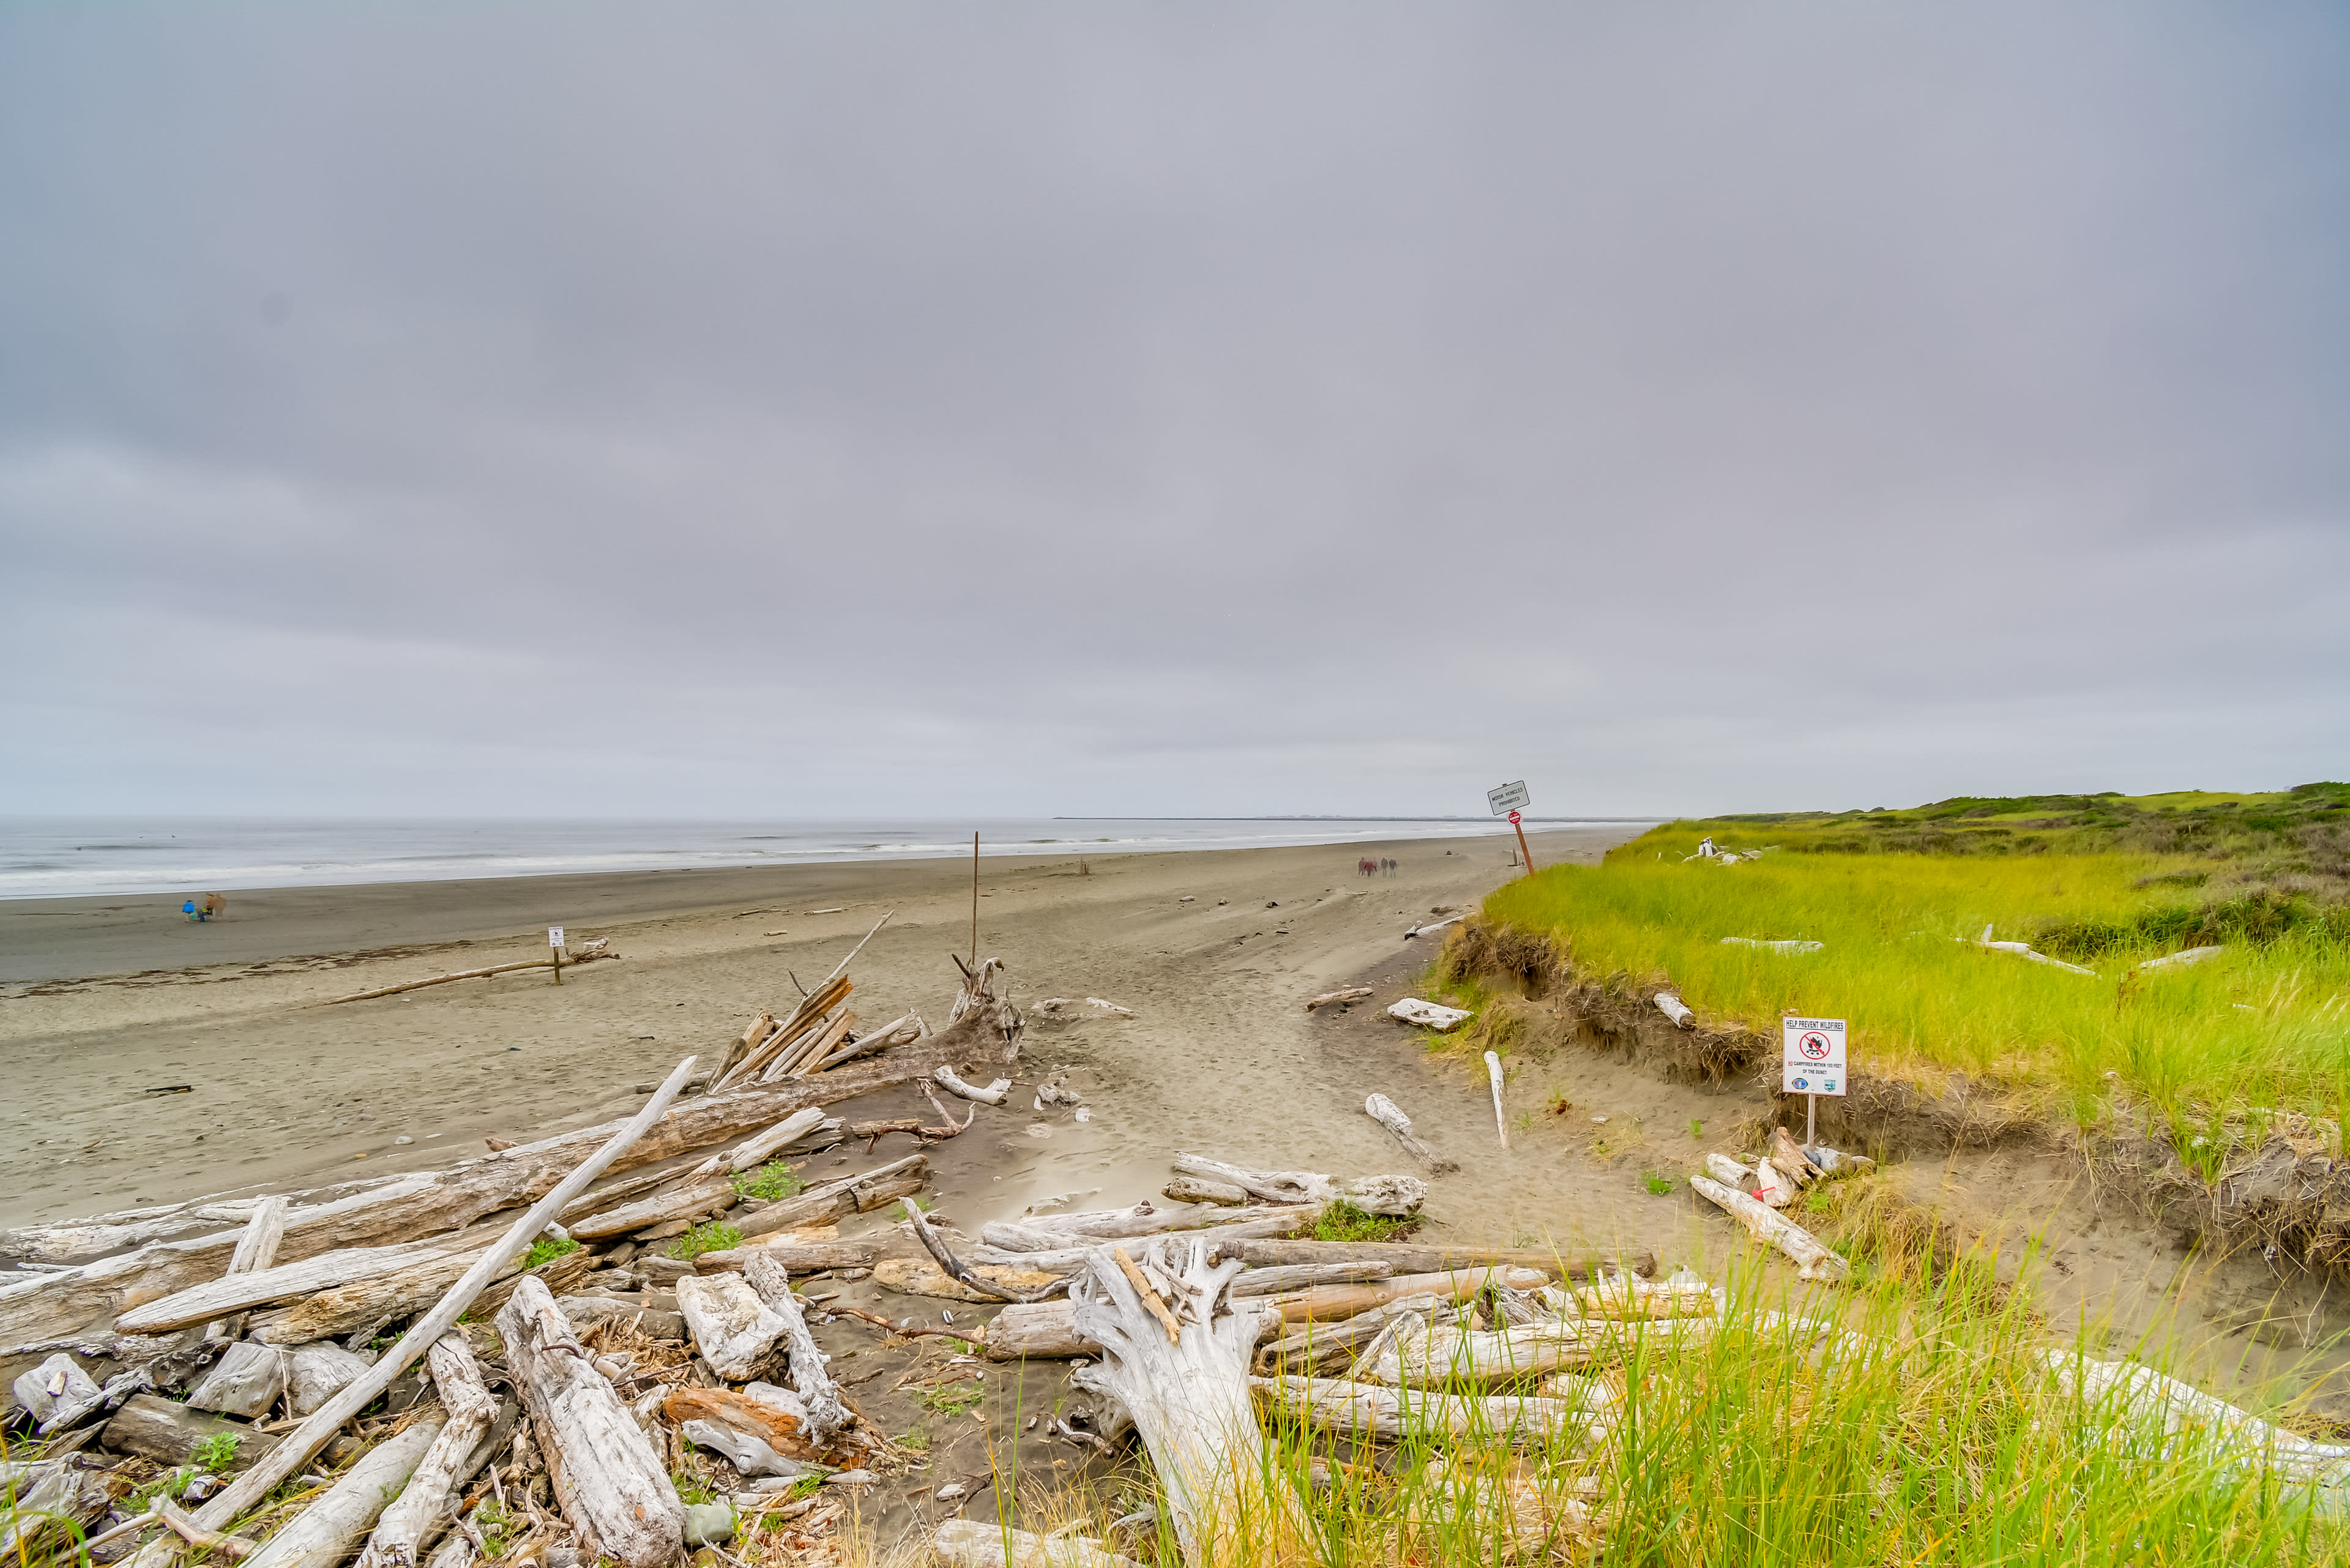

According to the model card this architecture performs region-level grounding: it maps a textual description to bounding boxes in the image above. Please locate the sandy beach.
[0,827,1681,1246]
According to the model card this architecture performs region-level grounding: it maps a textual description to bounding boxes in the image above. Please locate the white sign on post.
[1781,1017,1846,1096]
[548,926,565,949]
[1486,779,1530,815]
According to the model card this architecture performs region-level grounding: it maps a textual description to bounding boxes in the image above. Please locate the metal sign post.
[549,925,565,985]
[1781,1015,1847,1145]
[1486,780,1536,875]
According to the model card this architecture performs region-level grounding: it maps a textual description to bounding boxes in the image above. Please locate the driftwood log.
[933,1066,1010,1105]
[355,1334,498,1568]
[1304,988,1374,1012]
[321,951,618,1006]
[497,1275,684,1567]
[1169,1155,1424,1217]
[2,1045,947,1346]
[1200,1237,1650,1280]
[1689,1174,1849,1282]
[675,1272,795,1381]
[242,1417,443,1568]
[735,1153,928,1241]
[1362,1095,1457,1173]
[1228,1261,1394,1296]
[1251,1375,1602,1443]
[145,1058,703,1559]
[100,1393,284,1469]
[692,1240,882,1275]
[1653,994,1695,1029]
[1277,1266,1551,1323]
[205,1195,289,1343]
[972,1214,1325,1275]
[1069,1237,1307,1568]
[742,1251,849,1444]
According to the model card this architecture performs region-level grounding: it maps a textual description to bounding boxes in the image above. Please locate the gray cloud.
[3,3,2346,817]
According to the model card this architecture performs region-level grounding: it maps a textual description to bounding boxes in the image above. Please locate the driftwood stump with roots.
[1071,1236,1307,1568]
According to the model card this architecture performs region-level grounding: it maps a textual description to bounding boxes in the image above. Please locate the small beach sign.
[1782,1017,1845,1094]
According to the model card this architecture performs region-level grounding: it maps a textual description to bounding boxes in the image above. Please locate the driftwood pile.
[0,943,1049,1568]
[868,1145,1674,1567]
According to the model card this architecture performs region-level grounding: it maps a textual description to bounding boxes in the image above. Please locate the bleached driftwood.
[1362,1318,1599,1384]
[1228,1261,1394,1296]
[2135,945,2225,974]
[1964,929,2095,976]
[1573,1276,1715,1320]
[1403,916,1464,939]
[117,1231,499,1335]
[285,1342,375,1416]
[1304,988,1374,1012]
[1653,994,1695,1029]
[2037,1350,2350,1488]
[980,1300,1099,1360]
[717,976,852,1089]
[206,1195,289,1342]
[497,1276,684,1568]
[988,1200,1322,1249]
[1069,1237,1308,1568]
[1769,1127,1818,1187]
[1172,1154,1425,1217]
[1721,937,1824,954]
[1387,998,1472,1030]
[675,1271,794,1381]
[1251,1375,1600,1444]
[242,1416,443,1568]
[1689,1174,1849,1282]
[972,1214,1322,1275]
[356,1334,497,1568]
[5,1048,940,1348]
[1485,1051,1508,1149]
[931,1520,1143,1568]
[933,1066,1011,1105]
[905,1198,1065,1305]
[742,1250,848,1443]
[251,1244,588,1346]
[321,950,617,1005]
[736,1152,928,1241]
[1162,1176,1248,1206]
[568,1179,736,1241]
[1202,1238,1647,1282]
[1363,1094,1456,1173]
[1275,1266,1551,1324]
[147,1058,703,1555]
[691,1107,829,1180]
[185,1340,286,1418]
[691,1239,881,1275]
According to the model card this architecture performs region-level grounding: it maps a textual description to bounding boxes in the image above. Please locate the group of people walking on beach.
[1358,856,1399,878]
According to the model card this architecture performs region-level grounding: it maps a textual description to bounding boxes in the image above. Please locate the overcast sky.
[3,4,2345,819]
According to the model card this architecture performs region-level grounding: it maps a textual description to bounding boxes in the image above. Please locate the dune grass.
[941,1256,2344,1568]
[1478,810,2350,1130]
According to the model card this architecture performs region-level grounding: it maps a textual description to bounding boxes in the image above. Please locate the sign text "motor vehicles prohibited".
[1487,780,1530,816]
[1781,1016,1846,1096]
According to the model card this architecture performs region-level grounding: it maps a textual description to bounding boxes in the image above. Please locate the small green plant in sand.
[897,1419,931,1453]
[1688,1118,1704,1138]
[1642,1170,1676,1196]
[471,1501,515,1557]
[1311,1201,1414,1244]
[731,1161,803,1202]
[668,1220,742,1260]
[523,1235,580,1270]
[916,1381,984,1417]
[670,1463,717,1505]
[191,1431,241,1473]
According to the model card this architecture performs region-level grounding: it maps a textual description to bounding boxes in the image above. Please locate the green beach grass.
[1474,786,2350,1129]
[953,1260,2345,1568]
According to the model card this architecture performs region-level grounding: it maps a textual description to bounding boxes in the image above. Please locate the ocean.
[0,816,1654,900]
